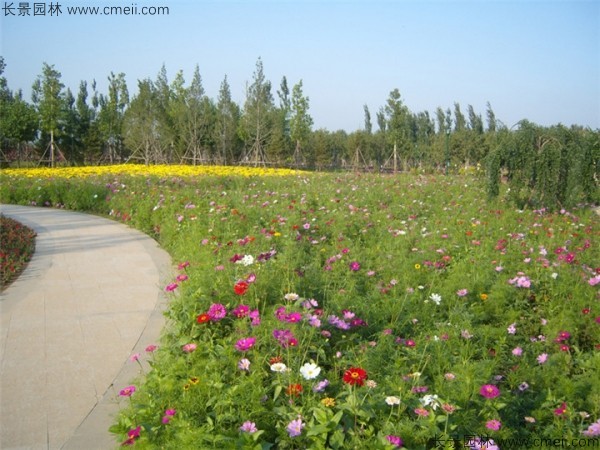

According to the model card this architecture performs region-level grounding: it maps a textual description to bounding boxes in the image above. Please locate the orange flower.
[286,383,303,397]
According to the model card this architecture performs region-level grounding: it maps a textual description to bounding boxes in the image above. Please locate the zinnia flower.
[342,367,368,386]
[287,417,305,437]
[479,384,500,399]
[386,435,404,447]
[207,303,227,321]
[235,337,256,352]
[385,396,401,406]
[196,313,210,324]
[234,281,249,295]
[182,343,197,353]
[554,402,567,416]
[486,419,502,430]
[119,385,136,397]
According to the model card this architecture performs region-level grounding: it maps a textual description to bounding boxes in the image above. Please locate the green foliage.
[486,122,599,210]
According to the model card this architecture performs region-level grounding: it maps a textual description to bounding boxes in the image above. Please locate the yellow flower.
[189,376,200,385]
[321,397,336,407]
[480,293,488,301]
[414,264,421,270]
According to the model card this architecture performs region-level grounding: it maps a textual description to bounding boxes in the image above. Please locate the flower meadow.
[1,165,599,449]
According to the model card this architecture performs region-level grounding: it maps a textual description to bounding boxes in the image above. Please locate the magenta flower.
[165,283,178,292]
[207,303,227,321]
[386,435,404,447]
[145,344,158,352]
[479,384,500,399]
[486,419,502,430]
[176,274,188,282]
[286,416,305,437]
[235,337,256,352]
[119,385,136,397]
[232,304,250,318]
[554,402,567,416]
[162,408,176,424]
[349,261,361,271]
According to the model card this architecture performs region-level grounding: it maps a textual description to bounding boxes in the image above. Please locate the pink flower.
[240,421,258,433]
[349,261,361,271]
[507,323,517,334]
[119,385,136,397]
[589,276,600,286]
[130,353,140,362]
[486,419,502,430]
[414,407,429,417]
[512,347,523,356]
[176,274,188,282]
[235,337,256,352]
[537,353,548,364]
[165,283,178,292]
[479,384,500,399]
[182,343,197,353]
[456,289,469,297]
[145,344,158,352]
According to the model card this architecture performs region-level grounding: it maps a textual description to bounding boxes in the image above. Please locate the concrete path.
[0,205,172,450]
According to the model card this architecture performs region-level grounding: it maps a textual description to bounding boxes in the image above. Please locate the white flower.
[420,394,440,410]
[551,272,558,279]
[284,293,299,302]
[429,293,442,305]
[270,363,288,373]
[385,396,401,406]
[238,254,254,266]
[299,362,321,380]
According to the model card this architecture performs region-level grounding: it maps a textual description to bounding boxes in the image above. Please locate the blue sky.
[2,0,599,131]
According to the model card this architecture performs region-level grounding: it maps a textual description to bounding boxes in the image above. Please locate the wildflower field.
[1,165,599,449]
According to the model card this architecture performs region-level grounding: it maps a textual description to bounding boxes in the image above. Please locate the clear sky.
[2,0,599,131]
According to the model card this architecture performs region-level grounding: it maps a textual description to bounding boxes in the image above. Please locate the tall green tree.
[123,79,166,164]
[97,72,128,162]
[241,58,274,165]
[0,58,38,164]
[31,62,65,166]
[289,80,313,167]
[215,75,242,164]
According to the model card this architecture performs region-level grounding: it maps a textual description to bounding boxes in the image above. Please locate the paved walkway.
[0,205,172,450]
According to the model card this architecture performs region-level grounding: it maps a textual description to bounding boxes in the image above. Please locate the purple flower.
[287,417,305,437]
[235,337,256,352]
[313,379,330,392]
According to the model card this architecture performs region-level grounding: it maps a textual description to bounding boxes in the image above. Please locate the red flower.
[196,313,210,324]
[234,281,249,295]
[286,383,303,397]
[554,402,567,416]
[343,367,368,386]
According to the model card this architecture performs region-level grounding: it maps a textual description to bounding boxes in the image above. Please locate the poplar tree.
[241,58,274,165]
[31,62,65,166]
[290,80,313,166]
[216,75,241,164]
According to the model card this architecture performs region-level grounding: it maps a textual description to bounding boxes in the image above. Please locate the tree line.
[0,56,598,188]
